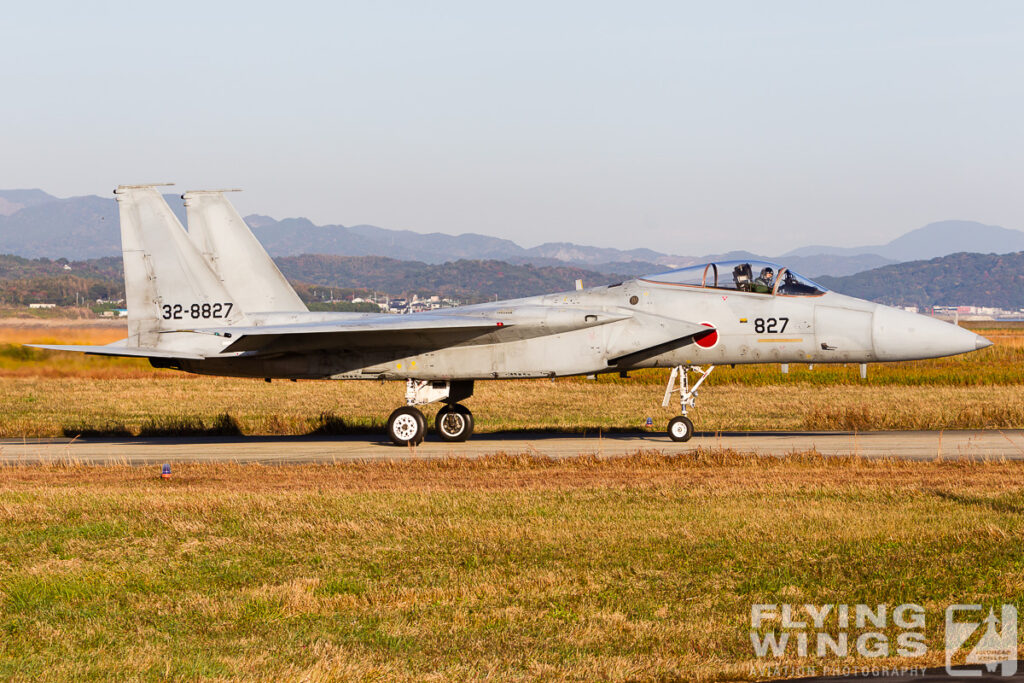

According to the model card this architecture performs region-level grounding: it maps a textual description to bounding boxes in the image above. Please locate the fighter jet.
[30,185,993,445]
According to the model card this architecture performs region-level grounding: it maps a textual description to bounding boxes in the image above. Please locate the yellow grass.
[0,321,127,345]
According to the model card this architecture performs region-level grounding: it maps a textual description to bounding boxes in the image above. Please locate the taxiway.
[0,430,1022,465]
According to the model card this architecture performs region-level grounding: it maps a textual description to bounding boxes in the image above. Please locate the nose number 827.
[753,317,789,333]
[161,302,234,320]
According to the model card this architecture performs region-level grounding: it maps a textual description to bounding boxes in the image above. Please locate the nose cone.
[872,305,991,361]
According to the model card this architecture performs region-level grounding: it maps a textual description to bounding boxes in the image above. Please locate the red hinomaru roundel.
[695,322,718,349]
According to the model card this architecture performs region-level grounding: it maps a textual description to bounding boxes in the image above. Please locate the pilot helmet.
[760,267,774,279]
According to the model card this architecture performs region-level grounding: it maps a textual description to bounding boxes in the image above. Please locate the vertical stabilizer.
[183,190,306,312]
[116,185,243,348]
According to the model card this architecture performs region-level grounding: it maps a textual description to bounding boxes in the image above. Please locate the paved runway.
[1,429,1022,465]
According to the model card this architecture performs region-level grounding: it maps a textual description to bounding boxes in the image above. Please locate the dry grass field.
[0,321,1020,436]
[1,454,1023,680]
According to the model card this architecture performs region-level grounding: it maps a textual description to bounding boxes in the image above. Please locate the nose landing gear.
[386,379,475,446]
[662,364,715,442]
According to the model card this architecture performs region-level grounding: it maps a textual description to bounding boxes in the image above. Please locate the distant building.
[28,303,56,309]
[929,304,1017,322]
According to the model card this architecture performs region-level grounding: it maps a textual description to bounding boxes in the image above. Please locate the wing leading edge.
[27,309,716,366]
[184,307,632,355]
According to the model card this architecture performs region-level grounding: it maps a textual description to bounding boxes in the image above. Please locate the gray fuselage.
[169,277,986,381]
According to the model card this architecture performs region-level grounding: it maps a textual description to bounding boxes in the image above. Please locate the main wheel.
[387,406,426,446]
[667,415,694,442]
[435,404,474,442]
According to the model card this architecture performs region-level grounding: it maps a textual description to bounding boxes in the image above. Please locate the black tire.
[387,406,426,446]
[435,404,474,442]
[667,415,694,442]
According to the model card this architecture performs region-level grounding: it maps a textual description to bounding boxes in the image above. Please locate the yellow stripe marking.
[757,338,803,343]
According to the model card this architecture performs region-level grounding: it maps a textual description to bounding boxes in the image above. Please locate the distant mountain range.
[4,249,1024,311]
[783,220,1024,262]
[0,253,626,306]
[3,189,1024,279]
[817,251,1024,310]
[274,255,628,301]
[277,251,1024,310]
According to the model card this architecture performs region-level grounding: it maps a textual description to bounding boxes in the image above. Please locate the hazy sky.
[2,1,1022,255]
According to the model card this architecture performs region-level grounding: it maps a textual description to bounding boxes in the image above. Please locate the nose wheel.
[667,415,694,442]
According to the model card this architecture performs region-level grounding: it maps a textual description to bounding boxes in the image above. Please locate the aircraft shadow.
[56,424,853,445]
[463,429,850,440]
[60,412,381,440]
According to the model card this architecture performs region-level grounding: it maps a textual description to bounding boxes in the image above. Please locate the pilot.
[752,267,775,293]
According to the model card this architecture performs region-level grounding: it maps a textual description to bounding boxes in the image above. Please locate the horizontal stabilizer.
[26,343,206,361]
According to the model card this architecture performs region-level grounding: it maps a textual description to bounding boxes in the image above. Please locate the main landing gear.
[662,365,715,442]
[386,379,475,446]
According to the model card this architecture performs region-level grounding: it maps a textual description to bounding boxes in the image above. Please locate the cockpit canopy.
[640,260,827,296]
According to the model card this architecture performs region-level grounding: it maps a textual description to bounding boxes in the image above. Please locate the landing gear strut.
[386,379,474,446]
[662,365,715,442]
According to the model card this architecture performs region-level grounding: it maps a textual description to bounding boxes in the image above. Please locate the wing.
[24,317,501,360]
[184,306,632,355]
[27,307,712,363]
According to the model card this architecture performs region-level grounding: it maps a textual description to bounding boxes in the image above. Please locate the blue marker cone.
[645,417,653,428]
[161,463,171,480]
